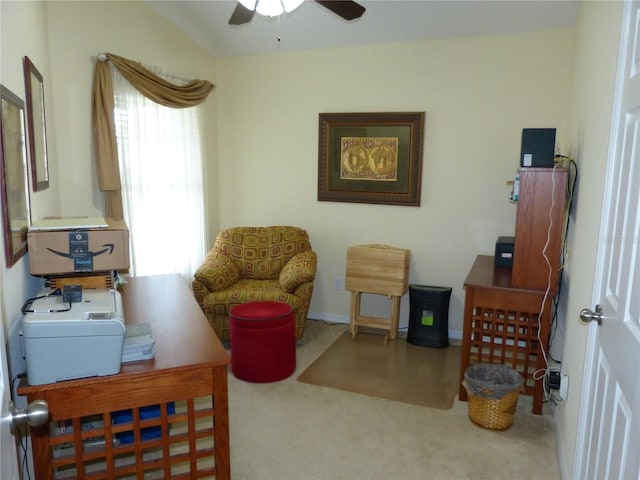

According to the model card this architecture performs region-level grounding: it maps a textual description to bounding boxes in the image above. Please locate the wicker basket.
[467,388,520,430]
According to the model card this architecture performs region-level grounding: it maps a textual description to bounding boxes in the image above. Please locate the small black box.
[520,128,556,168]
[495,236,515,268]
[62,284,82,303]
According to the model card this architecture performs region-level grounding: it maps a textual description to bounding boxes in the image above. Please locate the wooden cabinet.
[459,167,568,415]
[512,167,568,292]
[19,275,230,479]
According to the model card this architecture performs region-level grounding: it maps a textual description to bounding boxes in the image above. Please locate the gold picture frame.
[0,85,30,267]
[24,56,49,191]
[318,112,425,206]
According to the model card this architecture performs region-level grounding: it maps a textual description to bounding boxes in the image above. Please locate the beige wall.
[0,0,57,389]
[217,29,574,333]
[1,0,626,476]
[44,1,220,240]
[556,1,623,477]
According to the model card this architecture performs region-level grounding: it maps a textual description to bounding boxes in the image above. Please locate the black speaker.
[520,128,556,168]
[495,236,515,268]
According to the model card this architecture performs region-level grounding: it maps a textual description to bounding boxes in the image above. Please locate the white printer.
[22,288,125,386]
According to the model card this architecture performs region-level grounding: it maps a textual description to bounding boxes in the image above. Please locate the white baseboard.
[307,310,462,341]
[552,405,570,479]
[308,310,349,325]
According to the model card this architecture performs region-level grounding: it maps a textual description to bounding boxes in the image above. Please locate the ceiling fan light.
[256,0,284,17]
[238,0,257,11]
[282,0,304,13]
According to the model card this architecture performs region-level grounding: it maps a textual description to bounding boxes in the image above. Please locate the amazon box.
[28,218,129,275]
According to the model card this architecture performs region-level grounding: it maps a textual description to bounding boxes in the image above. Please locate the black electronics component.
[63,284,82,303]
[548,370,561,390]
[495,236,515,268]
[520,128,556,168]
[407,285,452,348]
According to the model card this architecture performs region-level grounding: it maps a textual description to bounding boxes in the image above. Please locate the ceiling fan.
[229,0,365,26]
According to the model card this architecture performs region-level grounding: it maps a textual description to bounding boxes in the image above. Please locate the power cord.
[547,158,578,365]
[18,424,31,480]
[533,165,558,402]
[11,372,32,480]
[21,288,71,314]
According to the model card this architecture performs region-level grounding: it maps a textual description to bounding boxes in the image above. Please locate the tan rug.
[297,330,461,409]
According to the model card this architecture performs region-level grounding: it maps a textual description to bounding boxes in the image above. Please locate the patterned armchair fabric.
[193,226,317,341]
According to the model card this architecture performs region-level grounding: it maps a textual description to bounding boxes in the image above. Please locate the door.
[0,290,19,478]
[575,1,640,478]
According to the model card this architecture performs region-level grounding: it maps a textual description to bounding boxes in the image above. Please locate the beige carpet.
[297,330,461,409]
[228,320,561,480]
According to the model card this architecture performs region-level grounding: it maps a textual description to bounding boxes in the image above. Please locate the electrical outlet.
[547,369,569,401]
[333,277,344,291]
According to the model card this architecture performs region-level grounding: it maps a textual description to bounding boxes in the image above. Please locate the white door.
[0,297,19,478]
[575,1,640,478]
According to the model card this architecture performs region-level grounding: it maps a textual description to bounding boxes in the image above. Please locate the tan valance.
[91,53,214,218]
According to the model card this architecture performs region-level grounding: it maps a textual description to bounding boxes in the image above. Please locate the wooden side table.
[345,244,410,341]
[458,255,553,415]
[19,274,230,479]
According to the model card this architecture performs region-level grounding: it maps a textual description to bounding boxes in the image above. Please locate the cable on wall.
[532,165,558,401]
[548,158,578,364]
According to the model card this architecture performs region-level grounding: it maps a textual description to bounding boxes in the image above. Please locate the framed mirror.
[0,85,30,267]
[23,56,49,191]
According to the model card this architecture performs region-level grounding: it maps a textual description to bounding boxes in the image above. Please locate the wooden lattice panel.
[48,397,217,479]
[467,306,541,395]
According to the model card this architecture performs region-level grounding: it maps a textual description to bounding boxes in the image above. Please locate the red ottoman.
[229,301,296,382]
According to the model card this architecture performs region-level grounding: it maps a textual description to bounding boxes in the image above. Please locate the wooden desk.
[19,274,230,479]
[458,255,553,415]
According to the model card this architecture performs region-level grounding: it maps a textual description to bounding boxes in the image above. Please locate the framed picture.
[317,112,425,206]
[23,56,49,191]
[0,85,30,267]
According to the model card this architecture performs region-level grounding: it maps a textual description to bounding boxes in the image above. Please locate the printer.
[22,288,125,386]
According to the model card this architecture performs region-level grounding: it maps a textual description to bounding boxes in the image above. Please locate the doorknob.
[580,305,604,326]
[9,399,49,434]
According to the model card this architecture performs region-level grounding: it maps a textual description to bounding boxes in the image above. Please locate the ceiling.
[146,0,580,57]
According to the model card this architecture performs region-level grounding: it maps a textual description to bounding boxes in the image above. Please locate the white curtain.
[111,67,206,282]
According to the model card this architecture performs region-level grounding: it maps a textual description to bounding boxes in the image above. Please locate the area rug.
[297,331,461,409]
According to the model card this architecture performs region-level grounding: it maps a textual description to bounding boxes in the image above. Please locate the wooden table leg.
[390,295,400,340]
[350,291,360,338]
[458,286,474,402]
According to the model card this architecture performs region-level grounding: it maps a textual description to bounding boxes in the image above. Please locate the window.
[112,68,206,282]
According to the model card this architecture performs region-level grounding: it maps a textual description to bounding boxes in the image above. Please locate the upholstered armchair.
[192,226,317,341]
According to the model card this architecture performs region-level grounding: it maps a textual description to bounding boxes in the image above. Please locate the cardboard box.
[28,218,129,275]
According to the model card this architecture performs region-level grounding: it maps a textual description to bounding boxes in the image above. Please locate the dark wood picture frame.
[318,112,425,206]
[0,85,30,267]
[24,56,49,191]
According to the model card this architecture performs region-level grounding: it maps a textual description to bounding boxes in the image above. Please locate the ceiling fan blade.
[315,0,365,21]
[229,2,255,25]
